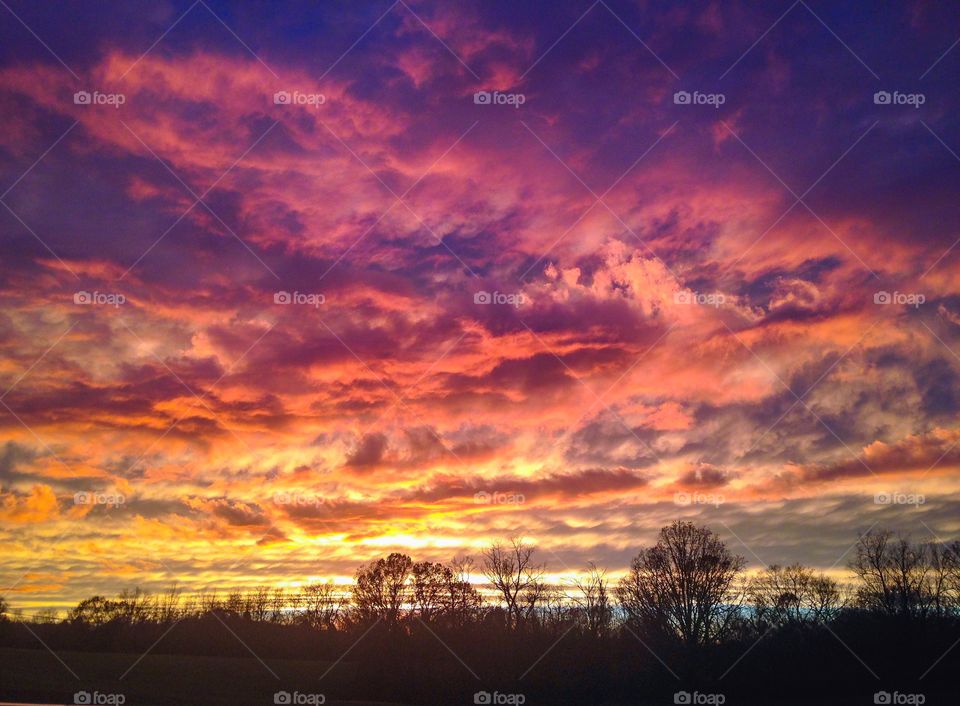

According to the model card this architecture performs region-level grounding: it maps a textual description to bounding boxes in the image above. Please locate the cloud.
[1,0,960,606]
[185,497,270,527]
[344,433,389,471]
[0,485,60,524]
[790,428,960,485]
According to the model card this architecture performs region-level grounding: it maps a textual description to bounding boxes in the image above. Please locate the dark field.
[0,647,396,706]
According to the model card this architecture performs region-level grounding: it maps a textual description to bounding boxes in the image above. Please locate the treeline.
[2,522,959,705]
[6,523,958,632]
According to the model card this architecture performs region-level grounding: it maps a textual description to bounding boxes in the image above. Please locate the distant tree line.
[6,523,956,636]
[3,522,959,705]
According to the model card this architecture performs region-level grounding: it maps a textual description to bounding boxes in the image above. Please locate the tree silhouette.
[849,529,960,617]
[353,552,413,626]
[482,537,544,630]
[747,563,842,628]
[299,581,344,629]
[617,520,745,648]
[571,563,612,638]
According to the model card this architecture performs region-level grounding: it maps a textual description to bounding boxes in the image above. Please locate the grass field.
[0,647,406,706]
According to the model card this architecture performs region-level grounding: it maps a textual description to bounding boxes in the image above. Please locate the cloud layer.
[1,0,960,610]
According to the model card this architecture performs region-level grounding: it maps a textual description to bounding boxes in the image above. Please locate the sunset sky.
[2,0,960,612]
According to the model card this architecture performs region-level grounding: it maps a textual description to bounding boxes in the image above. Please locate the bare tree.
[223,590,246,617]
[617,521,745,648]
[156,585,183,623]
[69,596,121,625]
[747,564,842,628]
[850,530,956,617]
[352,552,413,626]
[944,540,960,608]
[446,556,483,628]
[115,588,154,624]
[247,586,271,622]
[300,581,344,629]
[32,607,59,624]
[411,561,452,623]
[269,587,288,624]
[533,581,571,634]
[572,563,613,638]
[482,538,545,630]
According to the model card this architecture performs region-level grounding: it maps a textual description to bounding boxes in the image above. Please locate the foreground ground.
[0,647,403,706]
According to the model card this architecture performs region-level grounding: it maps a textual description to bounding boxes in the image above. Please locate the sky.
[1,0,960,612]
